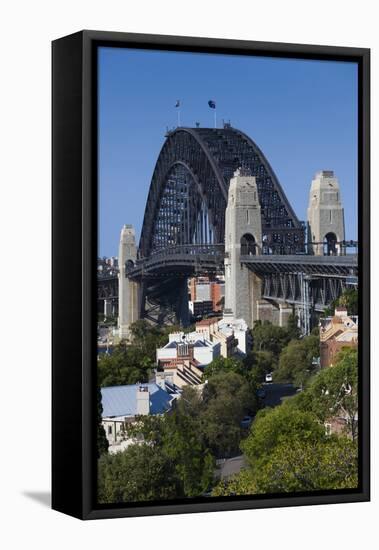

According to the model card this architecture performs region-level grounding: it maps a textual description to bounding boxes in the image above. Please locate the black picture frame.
[52,30,370,520]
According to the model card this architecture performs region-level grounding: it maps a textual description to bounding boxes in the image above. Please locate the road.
[216,455,246,480]
[214,384,297,481]
[261,382,297,407]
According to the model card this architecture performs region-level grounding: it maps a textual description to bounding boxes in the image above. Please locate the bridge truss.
[139,126,305,258]
[103,126,357,329]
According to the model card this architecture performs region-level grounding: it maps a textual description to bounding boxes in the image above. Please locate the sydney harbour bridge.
[98,124,358,334]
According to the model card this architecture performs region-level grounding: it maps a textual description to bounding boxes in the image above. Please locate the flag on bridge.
[208,100,216,109]
[175,100,181,126]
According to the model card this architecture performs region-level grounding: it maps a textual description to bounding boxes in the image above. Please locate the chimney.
[334,306,348,318]
[136,386,150,415]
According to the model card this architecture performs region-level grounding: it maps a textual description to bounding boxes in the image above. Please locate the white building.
[101,383,179,454]
[156,331,221,366]
[218,316,250,356]
[195,316,250,357]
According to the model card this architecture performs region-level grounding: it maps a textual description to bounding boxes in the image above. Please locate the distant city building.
[105,256,118,267]
[188,300,214,318]
[189,276,225,313]
[101,383,179,453]
[97,257,119,278]
[319,307,358,368]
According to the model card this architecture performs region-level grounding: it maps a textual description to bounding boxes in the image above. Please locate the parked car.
[265,373,273,383]
[240,416,253,429]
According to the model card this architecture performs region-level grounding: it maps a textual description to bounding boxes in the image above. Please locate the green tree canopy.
[251,321,293,358]
[242,404,325,469]
[203,356,245,379]
[213,437,358,496]
[97,341,152,387]
[290,347,358,439]
[99,415,214,503]
[324,288,358,317]
[274,333,319,387]
[98,443,178,503]
[201,372,257,458]
[243,350,276,386]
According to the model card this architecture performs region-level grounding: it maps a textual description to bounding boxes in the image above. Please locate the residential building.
[157,331,221,366]
[156,331,221,388]
[218,316,250,356]
[319,307,358,368]
[101,383,179,453]
[195,318,237,358]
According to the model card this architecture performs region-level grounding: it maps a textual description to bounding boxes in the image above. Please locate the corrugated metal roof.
[101,383,173,418]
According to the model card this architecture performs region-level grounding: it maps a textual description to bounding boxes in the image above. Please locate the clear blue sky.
[98,47,358,258]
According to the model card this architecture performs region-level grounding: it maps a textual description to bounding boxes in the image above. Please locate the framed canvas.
[52,30,370,520]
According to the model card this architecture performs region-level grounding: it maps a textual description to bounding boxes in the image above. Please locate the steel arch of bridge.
[138,126,305,258]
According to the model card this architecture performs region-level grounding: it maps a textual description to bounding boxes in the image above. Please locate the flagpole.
[178,108,181,127]
[214,109,217,129]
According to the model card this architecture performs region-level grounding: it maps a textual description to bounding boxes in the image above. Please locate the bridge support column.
[118,225,140,340]
[279,302,293,327]
[257,300,276,324]
[224,168,262,328]
[104,299,112,318]
[307,170,345,255]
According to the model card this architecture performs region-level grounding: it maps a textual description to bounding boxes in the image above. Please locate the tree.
[292,348,358,440]
[121,392,215,498]
[242,404,325,469]
[253,437,358,492]
[97,387,109,457]
[251,321,292,358]
[213,437,358,496]
[324,288,358,317]
[97,340,153,387]
[203,356,245,379]
[243,350,276,386]
[98,443,178,503]
[287,313,300,340]
[274,333,319,387]
[201,372,256,458]
[162,410,214,497]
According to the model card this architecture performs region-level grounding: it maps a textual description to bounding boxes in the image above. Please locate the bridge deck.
[241,254,358,276]
[125,245,358,279]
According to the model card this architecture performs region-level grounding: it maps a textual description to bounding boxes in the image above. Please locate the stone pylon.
[307,171,345,255]
[224,168,262,327]
[118,225,140,340]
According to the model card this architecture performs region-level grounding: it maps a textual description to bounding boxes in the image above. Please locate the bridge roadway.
[125,244,358,279]
[240,253,358,277]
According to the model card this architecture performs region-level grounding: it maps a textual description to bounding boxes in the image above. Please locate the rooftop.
[101,383,174,418]
[196,318,222,327]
